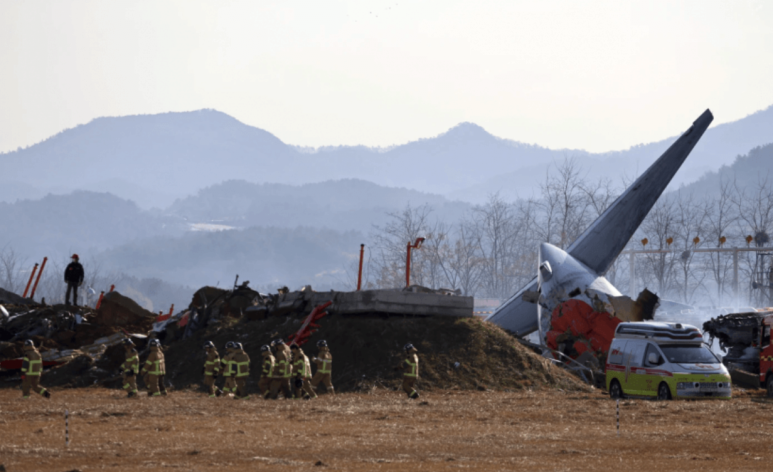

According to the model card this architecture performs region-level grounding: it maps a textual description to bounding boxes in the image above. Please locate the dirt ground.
[1,387,773,471]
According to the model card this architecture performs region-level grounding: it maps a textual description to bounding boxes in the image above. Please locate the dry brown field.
[1,387,772,471]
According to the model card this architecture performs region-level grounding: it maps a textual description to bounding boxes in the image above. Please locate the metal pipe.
[29,257,47,300]
[629,251,635,297]
[168,304,174,316]
[406,241,412,288]
[22,263,38,298]
[357,244,365,291]
[405,238,425,288]
[95,291,105,310]
[733,249,739,302]
[109,284,115,293]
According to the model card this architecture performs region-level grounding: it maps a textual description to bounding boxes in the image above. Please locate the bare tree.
[639,198,678,297]
[733,176,773,305]
[704,178,738,305]
[370,204,434,289]
[0,246,27,295]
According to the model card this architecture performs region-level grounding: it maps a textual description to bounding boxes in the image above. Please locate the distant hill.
[449,106,773,203]
[0,191,185,257]
[3,106,772,207]
[673,142,773,197]
[167,178,471,231]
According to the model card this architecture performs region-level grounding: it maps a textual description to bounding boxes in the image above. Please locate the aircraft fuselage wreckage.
[486,110,714,367]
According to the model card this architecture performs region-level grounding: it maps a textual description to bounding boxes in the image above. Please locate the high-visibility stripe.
[319,359,332,374]
[145,360,163,375]
[404,359,417,377]
[236,361,250,377]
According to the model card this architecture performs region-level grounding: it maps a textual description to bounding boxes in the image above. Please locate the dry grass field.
[1,387,772,471]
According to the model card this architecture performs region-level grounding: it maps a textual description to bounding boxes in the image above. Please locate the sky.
[1,0,772,154]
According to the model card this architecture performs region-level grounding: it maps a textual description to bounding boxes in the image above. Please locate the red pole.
[29,257,47,300]
[357,244,365,291]
[95,291,105,310]
[168,304,174,316]
[406,242,412,288]
[22,263,38,298]
[109,284,115,293]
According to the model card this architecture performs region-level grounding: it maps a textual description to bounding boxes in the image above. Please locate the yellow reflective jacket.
[292,351,312,379]
[121,348,140,374]
[261,353,275,378]
[274,347,292,378]
[204,349,220,376]
[403,353,419,378]
[21,348,43,376]
[233,350,250,378]
[313,347,332,375]
[142,348,166,375]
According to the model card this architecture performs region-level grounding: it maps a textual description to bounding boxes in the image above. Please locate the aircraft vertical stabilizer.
[486,110,714,336]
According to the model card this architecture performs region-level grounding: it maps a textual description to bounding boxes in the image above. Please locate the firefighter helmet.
[203,341,215,350]
[404,343,415,352]
[316,340,328,348]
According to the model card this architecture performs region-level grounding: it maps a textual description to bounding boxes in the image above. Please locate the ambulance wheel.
[609,380,623,399]
[657,382,672,401]
[766,375,773,398]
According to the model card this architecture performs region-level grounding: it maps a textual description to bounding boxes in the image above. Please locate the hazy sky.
[1,0,772,153]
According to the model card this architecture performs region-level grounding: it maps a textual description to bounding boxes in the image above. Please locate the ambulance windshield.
[659,344,719,364]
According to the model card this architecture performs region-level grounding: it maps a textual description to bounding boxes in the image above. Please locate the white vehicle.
[606,322,731,400]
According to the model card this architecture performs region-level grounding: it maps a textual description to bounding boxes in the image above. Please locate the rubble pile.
[1,283,586,393]
[0,290,153,384]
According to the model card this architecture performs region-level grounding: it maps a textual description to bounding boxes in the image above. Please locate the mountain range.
[2,106,772,208]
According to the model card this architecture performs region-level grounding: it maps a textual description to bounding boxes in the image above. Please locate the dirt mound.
[95,291,155,329]
[160,314,588,393]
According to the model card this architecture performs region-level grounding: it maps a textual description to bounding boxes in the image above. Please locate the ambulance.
[605,321,731,400]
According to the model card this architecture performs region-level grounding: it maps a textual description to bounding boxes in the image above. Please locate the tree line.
[361,159,773,309]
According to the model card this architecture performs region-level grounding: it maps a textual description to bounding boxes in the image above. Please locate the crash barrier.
[65,409,70,447]
[616,399,620,437]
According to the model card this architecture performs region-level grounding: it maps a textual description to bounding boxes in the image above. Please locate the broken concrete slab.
[306,289,473,318]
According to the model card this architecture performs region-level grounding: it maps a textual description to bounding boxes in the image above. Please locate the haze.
[1,0,772,154]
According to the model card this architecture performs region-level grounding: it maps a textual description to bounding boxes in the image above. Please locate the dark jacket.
[64,262,84,284]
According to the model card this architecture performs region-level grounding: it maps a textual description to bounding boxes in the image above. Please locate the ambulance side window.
[644,344,663,366]
[608,341,626,365]
[628,343,645,367]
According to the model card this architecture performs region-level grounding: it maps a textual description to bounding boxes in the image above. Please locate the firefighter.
[20,339,50,399]
[232,342,250,399]
[64,254,84,307]
[120,338,140,398]
[202,341,222,397]
[310,339,334,395]
[140,339,166,397]
[258,345,274,399]
[220,342,236,397]
[399,343,420,399]
[268,339,293,399]
[291,343,316,400]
